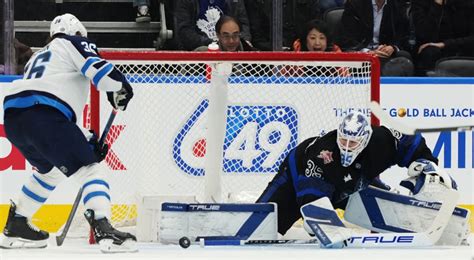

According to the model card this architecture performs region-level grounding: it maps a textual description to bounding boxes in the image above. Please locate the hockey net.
[75,51,379,240]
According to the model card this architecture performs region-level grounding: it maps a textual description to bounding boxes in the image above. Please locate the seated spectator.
[175,0,251,51]
[412,0,474,76]
[336,0,414,76]
[195,16,257,51]
[292,19,342,52]
[15,38,33,74]
[0,38,33,75]
[244,0,320,51]
[286,19,347,76]
[134,0,151,22]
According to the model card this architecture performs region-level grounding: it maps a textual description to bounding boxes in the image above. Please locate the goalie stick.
[178,236,319,248]
[56,109,118,246]
[193,189,459,248]
[369,101,474,135]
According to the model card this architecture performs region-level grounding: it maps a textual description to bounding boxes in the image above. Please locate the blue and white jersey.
[3,35,125,122]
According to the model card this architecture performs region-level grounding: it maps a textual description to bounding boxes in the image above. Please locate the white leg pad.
[301,197,352,248]
[344,186,470,246]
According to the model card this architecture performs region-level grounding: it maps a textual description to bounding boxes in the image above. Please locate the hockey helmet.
[336,111,373,167]
[50,13,87,37]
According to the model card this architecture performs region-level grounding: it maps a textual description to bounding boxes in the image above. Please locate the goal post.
[86,51,380,235]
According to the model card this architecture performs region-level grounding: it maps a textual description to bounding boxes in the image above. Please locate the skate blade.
[99,238,138,253]
[0,234,47,249]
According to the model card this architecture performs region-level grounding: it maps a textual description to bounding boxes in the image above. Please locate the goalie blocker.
[159,202,278,243]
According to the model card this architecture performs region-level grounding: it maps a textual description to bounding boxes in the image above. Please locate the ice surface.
[1,235,472,260]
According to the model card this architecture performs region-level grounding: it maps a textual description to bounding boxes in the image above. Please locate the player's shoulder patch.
[388,127,403,140]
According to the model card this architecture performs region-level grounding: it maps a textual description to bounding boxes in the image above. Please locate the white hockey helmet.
[337,111,373,167]
[50,13,87,37]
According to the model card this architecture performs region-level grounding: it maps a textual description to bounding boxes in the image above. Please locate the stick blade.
[369,101,416,135]
[56,235,65,246]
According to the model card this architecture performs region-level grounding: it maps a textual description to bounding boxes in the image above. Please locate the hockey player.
[1,13,136,252]
[257,111,449,236]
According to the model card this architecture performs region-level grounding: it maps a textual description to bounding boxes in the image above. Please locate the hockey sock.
[15,169,65,218]
[74,163,111,220]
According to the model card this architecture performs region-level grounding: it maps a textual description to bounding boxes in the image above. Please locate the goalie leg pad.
[159,203,277,243]
[344,186,469,245]
[300,197,352,248]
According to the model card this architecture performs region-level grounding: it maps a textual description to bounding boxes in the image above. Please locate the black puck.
[179,236,191,249]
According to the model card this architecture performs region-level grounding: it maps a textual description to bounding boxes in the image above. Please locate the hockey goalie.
[255,111,470,248]
[159,112,469,248]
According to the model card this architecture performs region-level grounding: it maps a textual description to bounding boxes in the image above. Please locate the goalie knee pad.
[74,163,111,219]
[16,168,65,218]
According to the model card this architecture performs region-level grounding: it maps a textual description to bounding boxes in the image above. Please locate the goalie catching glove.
[107,81,133,111]
[401,159,457,202]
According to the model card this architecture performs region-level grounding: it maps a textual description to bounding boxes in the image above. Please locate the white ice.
[1,236,472,260]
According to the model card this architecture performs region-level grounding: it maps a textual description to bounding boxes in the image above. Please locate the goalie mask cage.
[83,51,380,236]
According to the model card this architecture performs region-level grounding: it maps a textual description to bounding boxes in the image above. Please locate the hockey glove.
[401,160,457,202]
[107,81,133,111]
[88,130,109,162]
[407,159,437,177]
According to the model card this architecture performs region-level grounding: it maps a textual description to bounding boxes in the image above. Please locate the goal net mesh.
[74,51,379,237]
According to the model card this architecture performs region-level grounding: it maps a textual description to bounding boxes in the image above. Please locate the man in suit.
[336,0,414,76]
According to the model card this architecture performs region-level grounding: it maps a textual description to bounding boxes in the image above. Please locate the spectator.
[134,0,151,22]
[175,0,251,51]
[337,0,415,76]
[244,0,320,51]
[292,19,342,52]
[287,19,346,76]
[320,0,346,14]
[14,38,33,74]
[196,15,256,51]
[411,0,474,76]
[0,38,33,75]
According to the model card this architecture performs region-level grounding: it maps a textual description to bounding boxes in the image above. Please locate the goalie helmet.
[50,13,87,37]
[337,111,373,167]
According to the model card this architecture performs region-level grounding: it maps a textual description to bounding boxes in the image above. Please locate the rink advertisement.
[0,76,473,233]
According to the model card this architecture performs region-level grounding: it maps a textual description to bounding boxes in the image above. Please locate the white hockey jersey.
[3,35,125,122]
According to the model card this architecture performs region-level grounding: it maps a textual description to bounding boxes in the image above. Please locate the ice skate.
[0,202,49,249]
[84,209,137,253]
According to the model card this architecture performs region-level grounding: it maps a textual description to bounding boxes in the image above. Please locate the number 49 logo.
[173,99,298,176]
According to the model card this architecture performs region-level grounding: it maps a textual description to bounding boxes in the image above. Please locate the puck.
[179,236,191,249]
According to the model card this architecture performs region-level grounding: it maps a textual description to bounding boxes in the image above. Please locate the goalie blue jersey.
[3,35,126,122]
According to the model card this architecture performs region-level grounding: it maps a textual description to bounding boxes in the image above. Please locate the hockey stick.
[201,238,319,247]
[194,189,458,248]
[56,109,118,246]
[369,101,474,135]
[178,236,318,248]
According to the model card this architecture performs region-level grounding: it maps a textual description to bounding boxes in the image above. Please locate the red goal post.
[85,51,380,237]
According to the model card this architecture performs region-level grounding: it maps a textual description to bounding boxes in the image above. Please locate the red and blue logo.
[172,99,298,176]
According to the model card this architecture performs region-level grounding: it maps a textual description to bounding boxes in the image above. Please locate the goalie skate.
[0,202,49,249]
[84,209,138,253]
